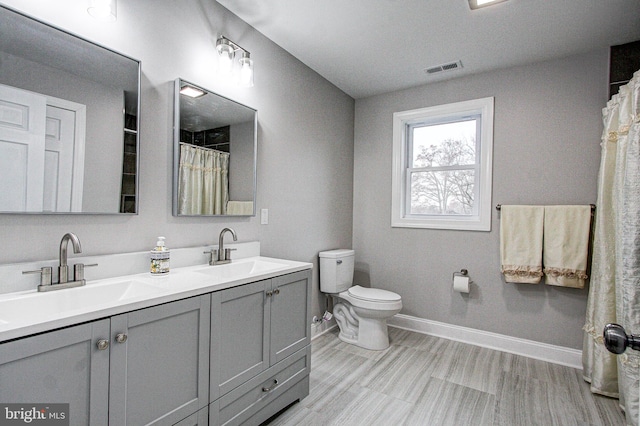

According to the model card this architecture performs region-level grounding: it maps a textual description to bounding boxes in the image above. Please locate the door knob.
[603,323,640,354]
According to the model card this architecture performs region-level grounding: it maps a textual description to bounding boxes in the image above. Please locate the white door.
[43,105,78,212]
[0,84,46,212]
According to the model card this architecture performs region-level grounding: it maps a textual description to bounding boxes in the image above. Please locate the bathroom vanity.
[0,253,312,426]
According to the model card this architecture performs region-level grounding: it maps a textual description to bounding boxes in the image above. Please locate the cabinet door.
[210,280,270,401]
[173,406,209,426]
[0,319,110,425]
[109,295,210,426]
[270,270,311,364]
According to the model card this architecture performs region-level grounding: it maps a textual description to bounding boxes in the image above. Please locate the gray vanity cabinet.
[0,266,311,426]
[109,295,211,426]
[0,319,111,425]
[0,295,210,426]
[209,270,312,425]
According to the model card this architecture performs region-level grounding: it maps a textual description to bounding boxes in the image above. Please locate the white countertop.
[0,256,312,343]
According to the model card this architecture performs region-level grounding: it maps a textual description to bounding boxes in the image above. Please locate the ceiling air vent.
[424,60,463,75]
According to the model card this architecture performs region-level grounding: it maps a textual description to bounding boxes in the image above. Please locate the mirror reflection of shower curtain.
[178,143,229,215]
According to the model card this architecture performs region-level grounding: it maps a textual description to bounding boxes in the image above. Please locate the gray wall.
[353,50,608,349]
[0,0,354,318]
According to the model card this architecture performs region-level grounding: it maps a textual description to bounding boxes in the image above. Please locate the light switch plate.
[260,208,269,225]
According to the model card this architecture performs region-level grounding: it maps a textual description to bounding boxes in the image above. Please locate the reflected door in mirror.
[0,5,140,214]
[0,84,86,212]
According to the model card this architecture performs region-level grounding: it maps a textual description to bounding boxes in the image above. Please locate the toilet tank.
[319,249,355,293]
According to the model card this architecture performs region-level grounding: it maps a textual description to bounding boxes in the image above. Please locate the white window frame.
[391,97,494,231]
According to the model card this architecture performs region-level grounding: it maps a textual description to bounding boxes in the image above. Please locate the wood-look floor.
[265,327,625,426]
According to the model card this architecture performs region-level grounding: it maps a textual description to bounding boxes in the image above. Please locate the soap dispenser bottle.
[150,236,170,274]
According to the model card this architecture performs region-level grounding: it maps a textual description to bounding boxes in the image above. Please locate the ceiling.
[216,0,640,99]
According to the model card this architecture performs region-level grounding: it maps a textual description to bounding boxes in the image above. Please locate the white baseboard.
[388,314,582,370]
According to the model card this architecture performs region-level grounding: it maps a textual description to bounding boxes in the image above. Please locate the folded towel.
[500,205,545,283]
[543,205,591,288]
[226,201,254,215]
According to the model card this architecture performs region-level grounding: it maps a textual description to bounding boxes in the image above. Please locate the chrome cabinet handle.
[336,260,342,265]
[273,288,280,295]
[115,333,128,344]
[96,339,109,350]
[262,379,278,392]
[266,290,273,297]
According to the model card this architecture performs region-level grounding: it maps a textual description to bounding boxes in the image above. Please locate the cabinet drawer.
[218,346,310,426]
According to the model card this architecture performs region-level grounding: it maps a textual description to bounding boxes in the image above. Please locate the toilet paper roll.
[453,275,470,293]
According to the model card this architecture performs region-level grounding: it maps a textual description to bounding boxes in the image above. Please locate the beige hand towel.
[500,205,545,283]
[543,205,591,288]
[226,201,254,215]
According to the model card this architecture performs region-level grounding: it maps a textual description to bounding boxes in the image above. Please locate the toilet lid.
[347,285,401,302]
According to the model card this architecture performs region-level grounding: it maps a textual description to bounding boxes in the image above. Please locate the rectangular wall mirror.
[0,5,140,214]
[173,79,257,217]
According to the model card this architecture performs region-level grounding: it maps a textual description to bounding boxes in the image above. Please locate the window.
[392,97,494,231]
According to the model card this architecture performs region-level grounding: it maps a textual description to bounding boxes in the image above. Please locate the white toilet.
[319,249,402,350]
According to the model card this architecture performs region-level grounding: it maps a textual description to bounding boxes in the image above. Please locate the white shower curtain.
[583,70,640,424]
[178,143,229,215]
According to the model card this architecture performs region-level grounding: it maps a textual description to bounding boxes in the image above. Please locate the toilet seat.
[347,285,401,302]
[339,285,402,311]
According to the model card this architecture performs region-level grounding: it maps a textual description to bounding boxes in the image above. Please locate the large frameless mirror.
[173,78,257,216]
[0,5,140,214]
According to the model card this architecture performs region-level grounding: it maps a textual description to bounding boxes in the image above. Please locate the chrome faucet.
[59,232,82,284]
[205,228,238,265]
[22,232,96,292]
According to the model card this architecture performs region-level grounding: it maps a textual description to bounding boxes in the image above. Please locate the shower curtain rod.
[179,142,229,155]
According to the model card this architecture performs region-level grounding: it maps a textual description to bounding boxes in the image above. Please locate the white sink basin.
[0,279,161,324]
[0,254,312,342]
[194,258,288,279]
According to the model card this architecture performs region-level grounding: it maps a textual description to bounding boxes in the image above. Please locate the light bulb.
[238,52,254,87]
[88,0,117,22]
[216,38,235,80]
[218,52,234,78]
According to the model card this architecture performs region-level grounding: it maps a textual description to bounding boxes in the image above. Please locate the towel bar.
[495,204,595,212]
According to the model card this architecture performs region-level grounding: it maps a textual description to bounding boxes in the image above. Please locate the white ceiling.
[216,0,640,99]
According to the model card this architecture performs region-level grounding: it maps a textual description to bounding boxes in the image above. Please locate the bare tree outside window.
[408,120,477,215]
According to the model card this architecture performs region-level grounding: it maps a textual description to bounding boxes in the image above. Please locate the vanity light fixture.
[179,85,206,98]
[468,0,508,9]
[87,0,117,22]
[215,35,254,88]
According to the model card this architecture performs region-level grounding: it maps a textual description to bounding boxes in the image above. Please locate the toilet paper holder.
[452,269,468,279]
